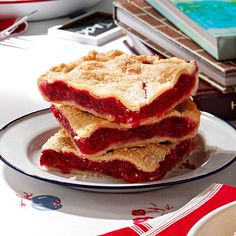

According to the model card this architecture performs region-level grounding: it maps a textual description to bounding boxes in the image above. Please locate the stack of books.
[113,0,236,120]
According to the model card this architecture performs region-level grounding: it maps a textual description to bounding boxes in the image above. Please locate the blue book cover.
[146,0,236,60]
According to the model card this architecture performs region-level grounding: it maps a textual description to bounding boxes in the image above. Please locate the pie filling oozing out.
[50,99,200,155]
[38,50,198,126]
[40,130,195,183]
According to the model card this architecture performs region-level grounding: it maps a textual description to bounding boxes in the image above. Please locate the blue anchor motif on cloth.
[31,195,63,211]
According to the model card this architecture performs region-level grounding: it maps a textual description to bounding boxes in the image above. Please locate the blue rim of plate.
[0,109,235,191]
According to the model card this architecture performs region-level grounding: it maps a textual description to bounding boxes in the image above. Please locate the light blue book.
[146,0,236,60]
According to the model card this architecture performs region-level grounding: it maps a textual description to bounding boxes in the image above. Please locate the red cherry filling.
[40,73,197,126]
[51,105,198,155]
[40,139,195,183]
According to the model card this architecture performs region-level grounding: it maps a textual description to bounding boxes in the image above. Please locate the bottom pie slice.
[40,130,196,183]
[50,99,200,157]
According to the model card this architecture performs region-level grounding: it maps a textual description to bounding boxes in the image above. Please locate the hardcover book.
[193,80,236,121]
[113,0,236,89]
[146,0,236,60]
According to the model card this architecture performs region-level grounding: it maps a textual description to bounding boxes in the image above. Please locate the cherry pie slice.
[40,130,195,183]
[50,99,200,156]
[38,50,198,127]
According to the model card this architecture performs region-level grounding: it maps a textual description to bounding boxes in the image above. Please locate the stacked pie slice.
[37,50,200,183]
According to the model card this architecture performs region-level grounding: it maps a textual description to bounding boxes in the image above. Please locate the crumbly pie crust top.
[38,50,198,112]
[42,129,184,172]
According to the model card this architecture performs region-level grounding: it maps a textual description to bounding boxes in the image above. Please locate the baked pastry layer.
[40,130,195,183]
[51,99,200,156]
[38,50,198,126]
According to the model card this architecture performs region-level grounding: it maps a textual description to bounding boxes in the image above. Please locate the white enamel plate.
[0,109,235,193]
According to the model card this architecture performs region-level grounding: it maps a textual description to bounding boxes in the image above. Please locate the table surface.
[0,4,236,236]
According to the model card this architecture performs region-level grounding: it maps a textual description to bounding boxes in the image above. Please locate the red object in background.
[0,0,50,3]
[0,18,27,34]
[0,18,28,38]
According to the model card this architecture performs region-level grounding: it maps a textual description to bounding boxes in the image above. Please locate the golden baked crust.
[38,50,198,112]
[50,99,200,156]
[52,99,200,137]
[42,129,188,172]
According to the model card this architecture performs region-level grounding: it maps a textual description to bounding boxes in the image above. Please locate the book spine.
[193,93,236,120]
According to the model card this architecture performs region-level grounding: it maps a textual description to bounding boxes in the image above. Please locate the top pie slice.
[37,50,198,126]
